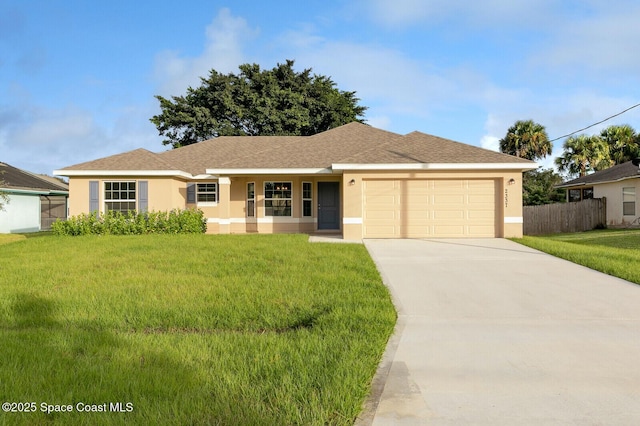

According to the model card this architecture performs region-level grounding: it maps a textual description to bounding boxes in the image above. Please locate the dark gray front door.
[318,182,340,230]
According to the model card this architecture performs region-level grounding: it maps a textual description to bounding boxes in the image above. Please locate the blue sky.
[2,0,640,176]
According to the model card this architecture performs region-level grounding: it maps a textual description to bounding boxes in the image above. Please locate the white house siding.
[594,180,640,226]
[0,193,41,233]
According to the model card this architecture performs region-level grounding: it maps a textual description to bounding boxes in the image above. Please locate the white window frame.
[196,182,218,206]
[302,181,312,217]
[104,181,136,214]
[264,181,292,217]
[623,187,636,216]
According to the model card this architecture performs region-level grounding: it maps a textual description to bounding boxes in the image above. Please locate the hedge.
[51,209,207,236]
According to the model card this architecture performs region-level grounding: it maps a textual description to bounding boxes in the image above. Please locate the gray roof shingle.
[558,161,640,187]
[1,162,68,192]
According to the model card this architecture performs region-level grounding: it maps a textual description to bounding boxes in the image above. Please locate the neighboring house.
[53,123,535,239]
[0,162,69,233]
[557,160,640,227]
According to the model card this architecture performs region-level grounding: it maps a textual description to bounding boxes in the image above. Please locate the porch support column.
[218,177,231,234]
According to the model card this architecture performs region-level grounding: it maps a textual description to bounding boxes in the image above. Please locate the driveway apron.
[359,238,640,425]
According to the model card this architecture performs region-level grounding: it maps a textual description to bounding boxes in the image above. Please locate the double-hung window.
[302,182,312,217]
[197,183,218,203]
[264,182,292,216]
[104,181,136,214]
[623,187,636,216]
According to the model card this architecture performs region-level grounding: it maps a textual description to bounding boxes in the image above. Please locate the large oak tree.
[151,60,367,148]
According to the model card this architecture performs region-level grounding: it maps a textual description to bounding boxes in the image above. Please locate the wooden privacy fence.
[523,198,607,235]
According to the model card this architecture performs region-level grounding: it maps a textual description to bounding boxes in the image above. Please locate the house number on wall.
[504,189,509,208]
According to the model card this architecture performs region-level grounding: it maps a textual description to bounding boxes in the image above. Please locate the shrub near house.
[52,209,206,236]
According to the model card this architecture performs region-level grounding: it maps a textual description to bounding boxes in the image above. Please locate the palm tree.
[600,124,639,165]
[499,120,552,161]
[555,134,611,177]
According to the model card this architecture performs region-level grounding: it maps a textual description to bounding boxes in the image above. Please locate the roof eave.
[331,163,537,171]
[205,168,335,175]
[1,188,69,195]
[53,169,193,179]
[557,174,640,189]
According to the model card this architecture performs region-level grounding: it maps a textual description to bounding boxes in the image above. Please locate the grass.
[0,234,396,425]
[0,234,26,245]
[513,228,640,284]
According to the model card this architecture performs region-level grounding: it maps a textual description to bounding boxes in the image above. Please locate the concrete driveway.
[358,239,640,425]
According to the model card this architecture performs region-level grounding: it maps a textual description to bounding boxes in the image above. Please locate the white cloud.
[278,23,324,49]
[278,5,640,174]
[16,109,96,146]
[480,114,504,152]
[367,0,435,27]
[8,3,636,179]
[153,8,258,97]
[0,105,103,174]
[476,89,640,171]
[292,40,477,128]
[366,115,392,130]
[480,135,500,152]
[0,100,163,175]
[534,4,640,76]
[3,8,261,175]
[365,0,558,29]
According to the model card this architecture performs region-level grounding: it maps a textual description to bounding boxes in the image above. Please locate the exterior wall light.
[349,179,356,185]
[508,178,516,185]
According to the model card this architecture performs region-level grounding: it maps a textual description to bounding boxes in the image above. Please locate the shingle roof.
[56,122,535,175]
[558,161,640,187]
[1,162,68,192]
[337,130,533,164]
[60,148,178,171]
[202,122,405,170]
[160,135,304,174]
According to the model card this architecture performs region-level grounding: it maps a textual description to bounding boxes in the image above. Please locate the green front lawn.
[513,229,640,284]
[0,234,396,425]
[0,234,26,245]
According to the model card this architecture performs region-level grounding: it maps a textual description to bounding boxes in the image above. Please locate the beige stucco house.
[557,160,640,227]
[54,123,536,239]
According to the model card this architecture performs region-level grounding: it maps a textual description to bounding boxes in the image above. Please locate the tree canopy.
[554,134,611,177]
[499,120,552,161]
[151,60,367,148]
[599,124,639,165]
[554,124,640,178]
[522,168,566,206]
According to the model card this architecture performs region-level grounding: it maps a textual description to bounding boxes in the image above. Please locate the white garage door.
[363,179,497,238]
